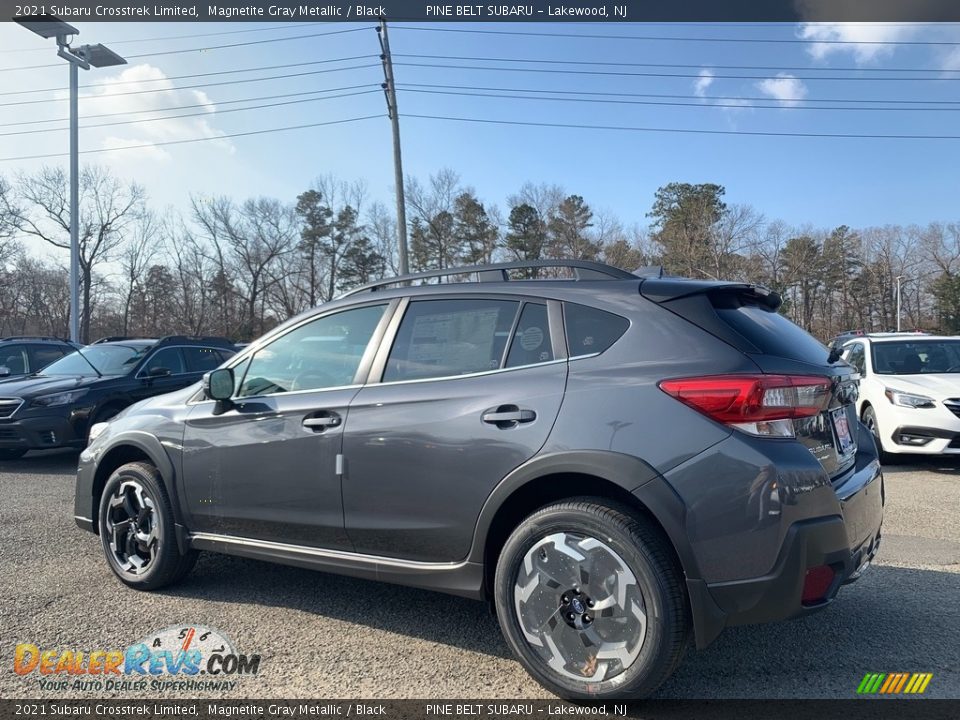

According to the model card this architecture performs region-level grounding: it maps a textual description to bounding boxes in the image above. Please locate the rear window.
[713,295,828,363]
[564,303,629,357]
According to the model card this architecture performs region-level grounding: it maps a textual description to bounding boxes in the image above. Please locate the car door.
[181,302,393,550]
[341,296,568,563]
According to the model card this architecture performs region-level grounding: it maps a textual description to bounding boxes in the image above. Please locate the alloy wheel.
[104,480,159,575]
[514,532,647,683]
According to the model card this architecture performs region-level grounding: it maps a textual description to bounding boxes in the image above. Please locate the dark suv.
[0,336,235,459]
[0,336,76,382]
[73,261,883,700]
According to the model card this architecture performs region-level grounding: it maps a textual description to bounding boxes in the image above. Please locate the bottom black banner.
[0,700,958,720]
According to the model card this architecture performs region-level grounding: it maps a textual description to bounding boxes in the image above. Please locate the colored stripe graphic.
[857,672,933,694]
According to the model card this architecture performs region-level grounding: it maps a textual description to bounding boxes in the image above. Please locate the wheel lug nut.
[587,599,595,608]
[567,613,575,621]
[561,595,569,603]
[583,615,591,623]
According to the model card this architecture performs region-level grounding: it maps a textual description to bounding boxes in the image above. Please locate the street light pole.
[16,18,126,344]
[69,59,80,344]
[896,275,903,332]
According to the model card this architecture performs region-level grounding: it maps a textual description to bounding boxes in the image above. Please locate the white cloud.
[797,22,920,64]
[79,64,232,162]
[756,74,809,107]
[693,69,714,97]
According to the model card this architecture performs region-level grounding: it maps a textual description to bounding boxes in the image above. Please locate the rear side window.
[384,298,520,382]
[184,346,226,373]
[713,294,828,363]
[564,303,629,357]
[506,303,554,368]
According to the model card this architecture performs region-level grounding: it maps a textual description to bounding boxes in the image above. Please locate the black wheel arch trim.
[466,450,698,579]
[87,431,185,543]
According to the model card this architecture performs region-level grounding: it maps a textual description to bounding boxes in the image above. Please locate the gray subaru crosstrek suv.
[74,260,883,700]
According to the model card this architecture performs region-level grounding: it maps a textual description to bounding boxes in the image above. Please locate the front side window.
[141,348,185,376]
[28,345,68,371]
[843,342,866,375]
[384,298,521,382]
[237,304,387,398]
[0,346,27,375]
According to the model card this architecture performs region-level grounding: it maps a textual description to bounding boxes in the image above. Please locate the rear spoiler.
[640,278,782,311]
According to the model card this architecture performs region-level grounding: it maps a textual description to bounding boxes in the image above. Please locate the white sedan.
[841,333,960,458]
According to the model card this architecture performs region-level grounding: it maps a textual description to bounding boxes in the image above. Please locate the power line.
[0,22,339,55]
[392,26,960,46]
[405,113,960,140]
[396,52,960,74]
[398,81,960,106]
[0,26,374,73]
[0,55,378,98]
[399,86,960,112]
[0,84,379,128]
[394,60,960,82]
[0,63,381,109]
[0,88,381,138]
[0,114,383,162]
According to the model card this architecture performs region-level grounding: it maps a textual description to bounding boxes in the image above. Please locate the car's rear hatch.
[642,278,860,479]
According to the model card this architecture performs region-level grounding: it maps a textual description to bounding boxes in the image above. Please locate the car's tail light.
[658,374,832,437]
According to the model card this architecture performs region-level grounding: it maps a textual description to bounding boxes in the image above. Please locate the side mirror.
[204,367,234,401]
[147,366,172,378]
[0,366,9,377]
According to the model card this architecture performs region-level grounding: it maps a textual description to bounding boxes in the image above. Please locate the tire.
[862,405,896,465]
[494,498,690,700]
[97,461,197,591]
[0,448,27,461]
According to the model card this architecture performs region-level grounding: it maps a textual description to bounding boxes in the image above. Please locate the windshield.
[872,340,960,375]
[39,345,150,377]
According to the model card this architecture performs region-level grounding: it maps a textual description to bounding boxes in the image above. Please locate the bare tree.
[15,166,145,342]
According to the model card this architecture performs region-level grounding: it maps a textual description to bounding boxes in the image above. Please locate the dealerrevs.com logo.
[14,625,261,693]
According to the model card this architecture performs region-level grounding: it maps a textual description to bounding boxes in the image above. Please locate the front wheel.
[862,405,895,464]
[98,461,197,590]
[494,499,690,700]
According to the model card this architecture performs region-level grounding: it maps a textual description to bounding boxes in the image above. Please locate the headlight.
[87,422,109,443]
[884,388,935,409]
[31,389,88,407]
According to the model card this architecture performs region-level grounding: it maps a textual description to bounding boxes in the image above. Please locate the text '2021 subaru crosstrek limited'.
[74,260,883,700]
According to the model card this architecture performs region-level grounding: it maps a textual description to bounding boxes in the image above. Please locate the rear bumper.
[665,424,885,649]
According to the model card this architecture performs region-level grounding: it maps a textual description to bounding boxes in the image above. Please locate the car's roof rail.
[91,335,152,344]
[155,335,235,348]
[1,335,70,342]
[341,260,637,297]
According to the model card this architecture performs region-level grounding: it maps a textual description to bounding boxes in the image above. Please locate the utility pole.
[377,18,409,275]
[896,275,903,332]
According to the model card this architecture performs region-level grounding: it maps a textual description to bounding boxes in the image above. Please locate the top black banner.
[5,0,960,23]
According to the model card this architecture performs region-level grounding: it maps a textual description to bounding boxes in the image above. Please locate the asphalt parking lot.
[1,451,957,700]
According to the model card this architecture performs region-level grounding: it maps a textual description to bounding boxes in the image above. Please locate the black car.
[73,260,882,700]
[0,336,77,381]
[0,336,235,459]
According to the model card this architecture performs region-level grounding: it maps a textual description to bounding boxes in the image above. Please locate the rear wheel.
[0,448,27,461]
[862,405,895,464]
[494,499,689,700]
[98,461,197,590]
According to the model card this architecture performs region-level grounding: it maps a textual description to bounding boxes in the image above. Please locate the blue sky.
[1,20,959,239]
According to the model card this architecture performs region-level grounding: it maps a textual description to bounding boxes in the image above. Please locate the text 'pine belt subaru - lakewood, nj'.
[72,261,883,700]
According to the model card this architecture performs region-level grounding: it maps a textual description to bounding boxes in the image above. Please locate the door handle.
[302,413,341,432]
[482,405,536,428]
